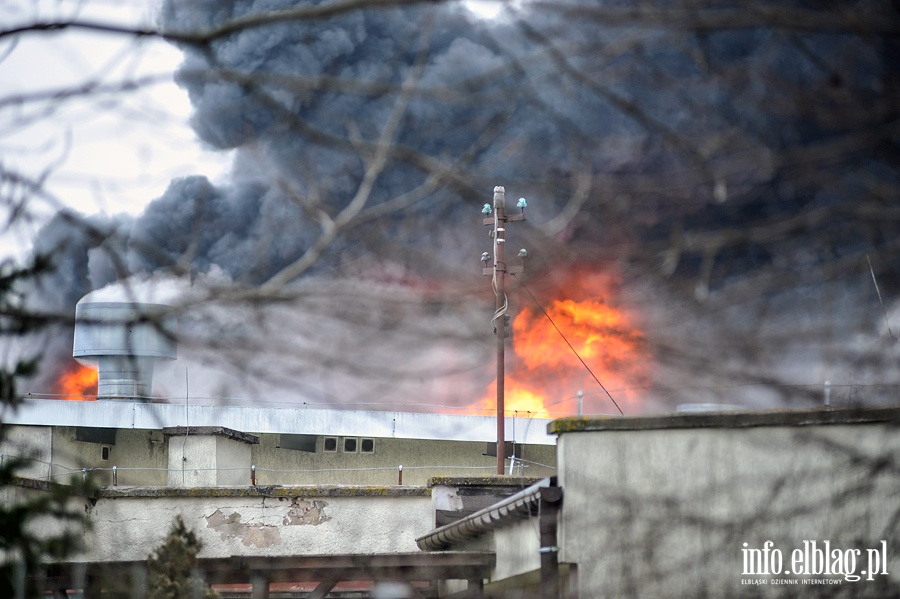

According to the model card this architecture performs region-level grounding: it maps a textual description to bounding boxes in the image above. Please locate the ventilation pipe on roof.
[73,301,177,400]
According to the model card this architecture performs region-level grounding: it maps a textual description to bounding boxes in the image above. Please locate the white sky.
[1,0,233,259]
[0,0,509,261]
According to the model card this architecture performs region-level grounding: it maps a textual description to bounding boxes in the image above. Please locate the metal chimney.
[73,301,177,400]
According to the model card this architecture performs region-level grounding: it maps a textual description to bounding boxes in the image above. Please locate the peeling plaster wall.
[555,416,900,598]
[80,490,432,562]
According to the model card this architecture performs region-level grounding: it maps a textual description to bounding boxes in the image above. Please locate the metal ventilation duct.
[73,301,177,400]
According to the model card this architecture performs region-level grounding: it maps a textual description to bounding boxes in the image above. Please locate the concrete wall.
[251,434,556,487]
[2,482,431,564]
[82,487,432,562]
[2,426,554,487]
[3,425,556,487]
[48,426,168,486]
[217,435,252,486]
[167,435,216,486]
[0,425,52,479]
[552,407,900,598]
[165,434,253,487]
[440,520,545,599]
[492,519,541,581]
[0,479,89,559]
[4,401,558,487]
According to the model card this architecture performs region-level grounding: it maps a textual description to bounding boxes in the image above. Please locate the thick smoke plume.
[21,0,900,412]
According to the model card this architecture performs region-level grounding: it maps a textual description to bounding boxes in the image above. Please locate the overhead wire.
[867,254,898,342]
[518,280,625,415]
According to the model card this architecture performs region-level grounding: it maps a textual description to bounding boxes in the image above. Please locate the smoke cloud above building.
[20,0,900,413]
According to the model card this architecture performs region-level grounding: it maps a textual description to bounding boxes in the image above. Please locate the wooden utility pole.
[482,186,526,475]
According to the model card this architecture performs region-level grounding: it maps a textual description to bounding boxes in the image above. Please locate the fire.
[56,362,98,400]
[497,382,553,418]
[474,268,649,417]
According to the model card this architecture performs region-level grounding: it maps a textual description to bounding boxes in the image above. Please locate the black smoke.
[22,0,900,411]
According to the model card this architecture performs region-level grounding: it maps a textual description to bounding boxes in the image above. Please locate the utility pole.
[482,186,526,475]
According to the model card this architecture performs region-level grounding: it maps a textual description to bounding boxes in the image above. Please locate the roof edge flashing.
[416,477,558,551]
[548,405,900,435]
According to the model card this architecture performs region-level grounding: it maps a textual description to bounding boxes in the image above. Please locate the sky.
[0,0,504,259]
[1,0,233,258]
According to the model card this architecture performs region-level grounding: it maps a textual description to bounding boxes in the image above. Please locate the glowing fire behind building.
[56,362,98,400]
[474,268,650,417]
[48,268,648,414]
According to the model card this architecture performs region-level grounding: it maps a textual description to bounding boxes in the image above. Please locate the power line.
[867,254,898,342]
[519,281,625,416]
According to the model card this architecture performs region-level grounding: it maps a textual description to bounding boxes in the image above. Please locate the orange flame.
[57,362,98,400]
[474,268,650,417]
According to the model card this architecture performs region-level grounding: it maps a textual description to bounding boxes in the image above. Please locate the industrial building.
[3,400,556,488]
[7,399,899,598]
[2,299,899,597]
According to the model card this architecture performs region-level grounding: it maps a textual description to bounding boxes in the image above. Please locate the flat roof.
[548,404,900,435]
[4,399,556,445]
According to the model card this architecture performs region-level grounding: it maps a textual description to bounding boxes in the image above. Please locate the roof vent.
[73,301,177,400]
